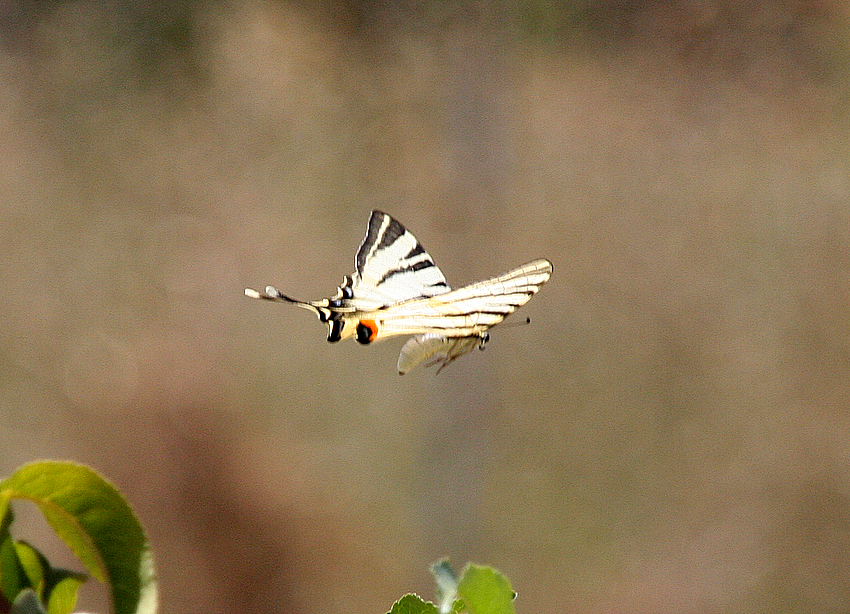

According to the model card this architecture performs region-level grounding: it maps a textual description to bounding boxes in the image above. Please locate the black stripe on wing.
[355,210,404,277]
[405,243,426,259]
[375,215,407,252]
[378,258,438,285]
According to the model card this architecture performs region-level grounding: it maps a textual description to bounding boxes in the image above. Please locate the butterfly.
[245,210,552,374]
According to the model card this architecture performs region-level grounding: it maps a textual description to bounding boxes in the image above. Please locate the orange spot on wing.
[360,319,379,342]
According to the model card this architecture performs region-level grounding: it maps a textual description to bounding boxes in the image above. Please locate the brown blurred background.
[2,1,850,613]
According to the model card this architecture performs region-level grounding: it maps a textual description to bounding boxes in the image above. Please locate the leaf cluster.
[0,461,157,614]
[1,461,517,614]
[388,560,517,614]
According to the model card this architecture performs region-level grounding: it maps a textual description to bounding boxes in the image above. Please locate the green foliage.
[457,565,516,614]
[0,461,157,614]
[392,560,517,614]
[1,461,517,614]
[388,593,439,614]
[8,540,86,614]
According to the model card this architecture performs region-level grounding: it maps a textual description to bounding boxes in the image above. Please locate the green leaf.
[17,541,87,614]
[388,593,439,614]
[13,542,46,598]
[0,490,13,535]
[0,461,158,614]
[2,539,87,614]
[457,565,516,614]
[1,533,27,603]
[45,574,85,614]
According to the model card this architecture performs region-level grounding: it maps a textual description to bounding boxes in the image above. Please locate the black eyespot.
[356,320,379,344]
[356,322,372,344]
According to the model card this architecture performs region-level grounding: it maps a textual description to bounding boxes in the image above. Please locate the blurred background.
[2,1,850,612]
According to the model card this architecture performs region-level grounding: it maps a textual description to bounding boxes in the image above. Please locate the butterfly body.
[246,211,552,374]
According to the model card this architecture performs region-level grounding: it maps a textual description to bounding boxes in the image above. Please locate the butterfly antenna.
[244,286,322,316]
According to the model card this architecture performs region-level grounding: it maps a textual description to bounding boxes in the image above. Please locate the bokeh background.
[2,1,850,613]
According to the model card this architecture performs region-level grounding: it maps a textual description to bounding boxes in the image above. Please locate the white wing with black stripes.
[245,210,552,374]
[347,210,450,310]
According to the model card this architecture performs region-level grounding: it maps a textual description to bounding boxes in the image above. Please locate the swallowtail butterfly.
[246,211,552,374]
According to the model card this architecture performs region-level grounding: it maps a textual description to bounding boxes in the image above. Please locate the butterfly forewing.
[350,211,449,308]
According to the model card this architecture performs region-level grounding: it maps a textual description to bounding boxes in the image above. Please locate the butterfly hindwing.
[397,334,484,375]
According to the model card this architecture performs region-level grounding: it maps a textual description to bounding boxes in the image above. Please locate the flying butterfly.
[245,210,552,374]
